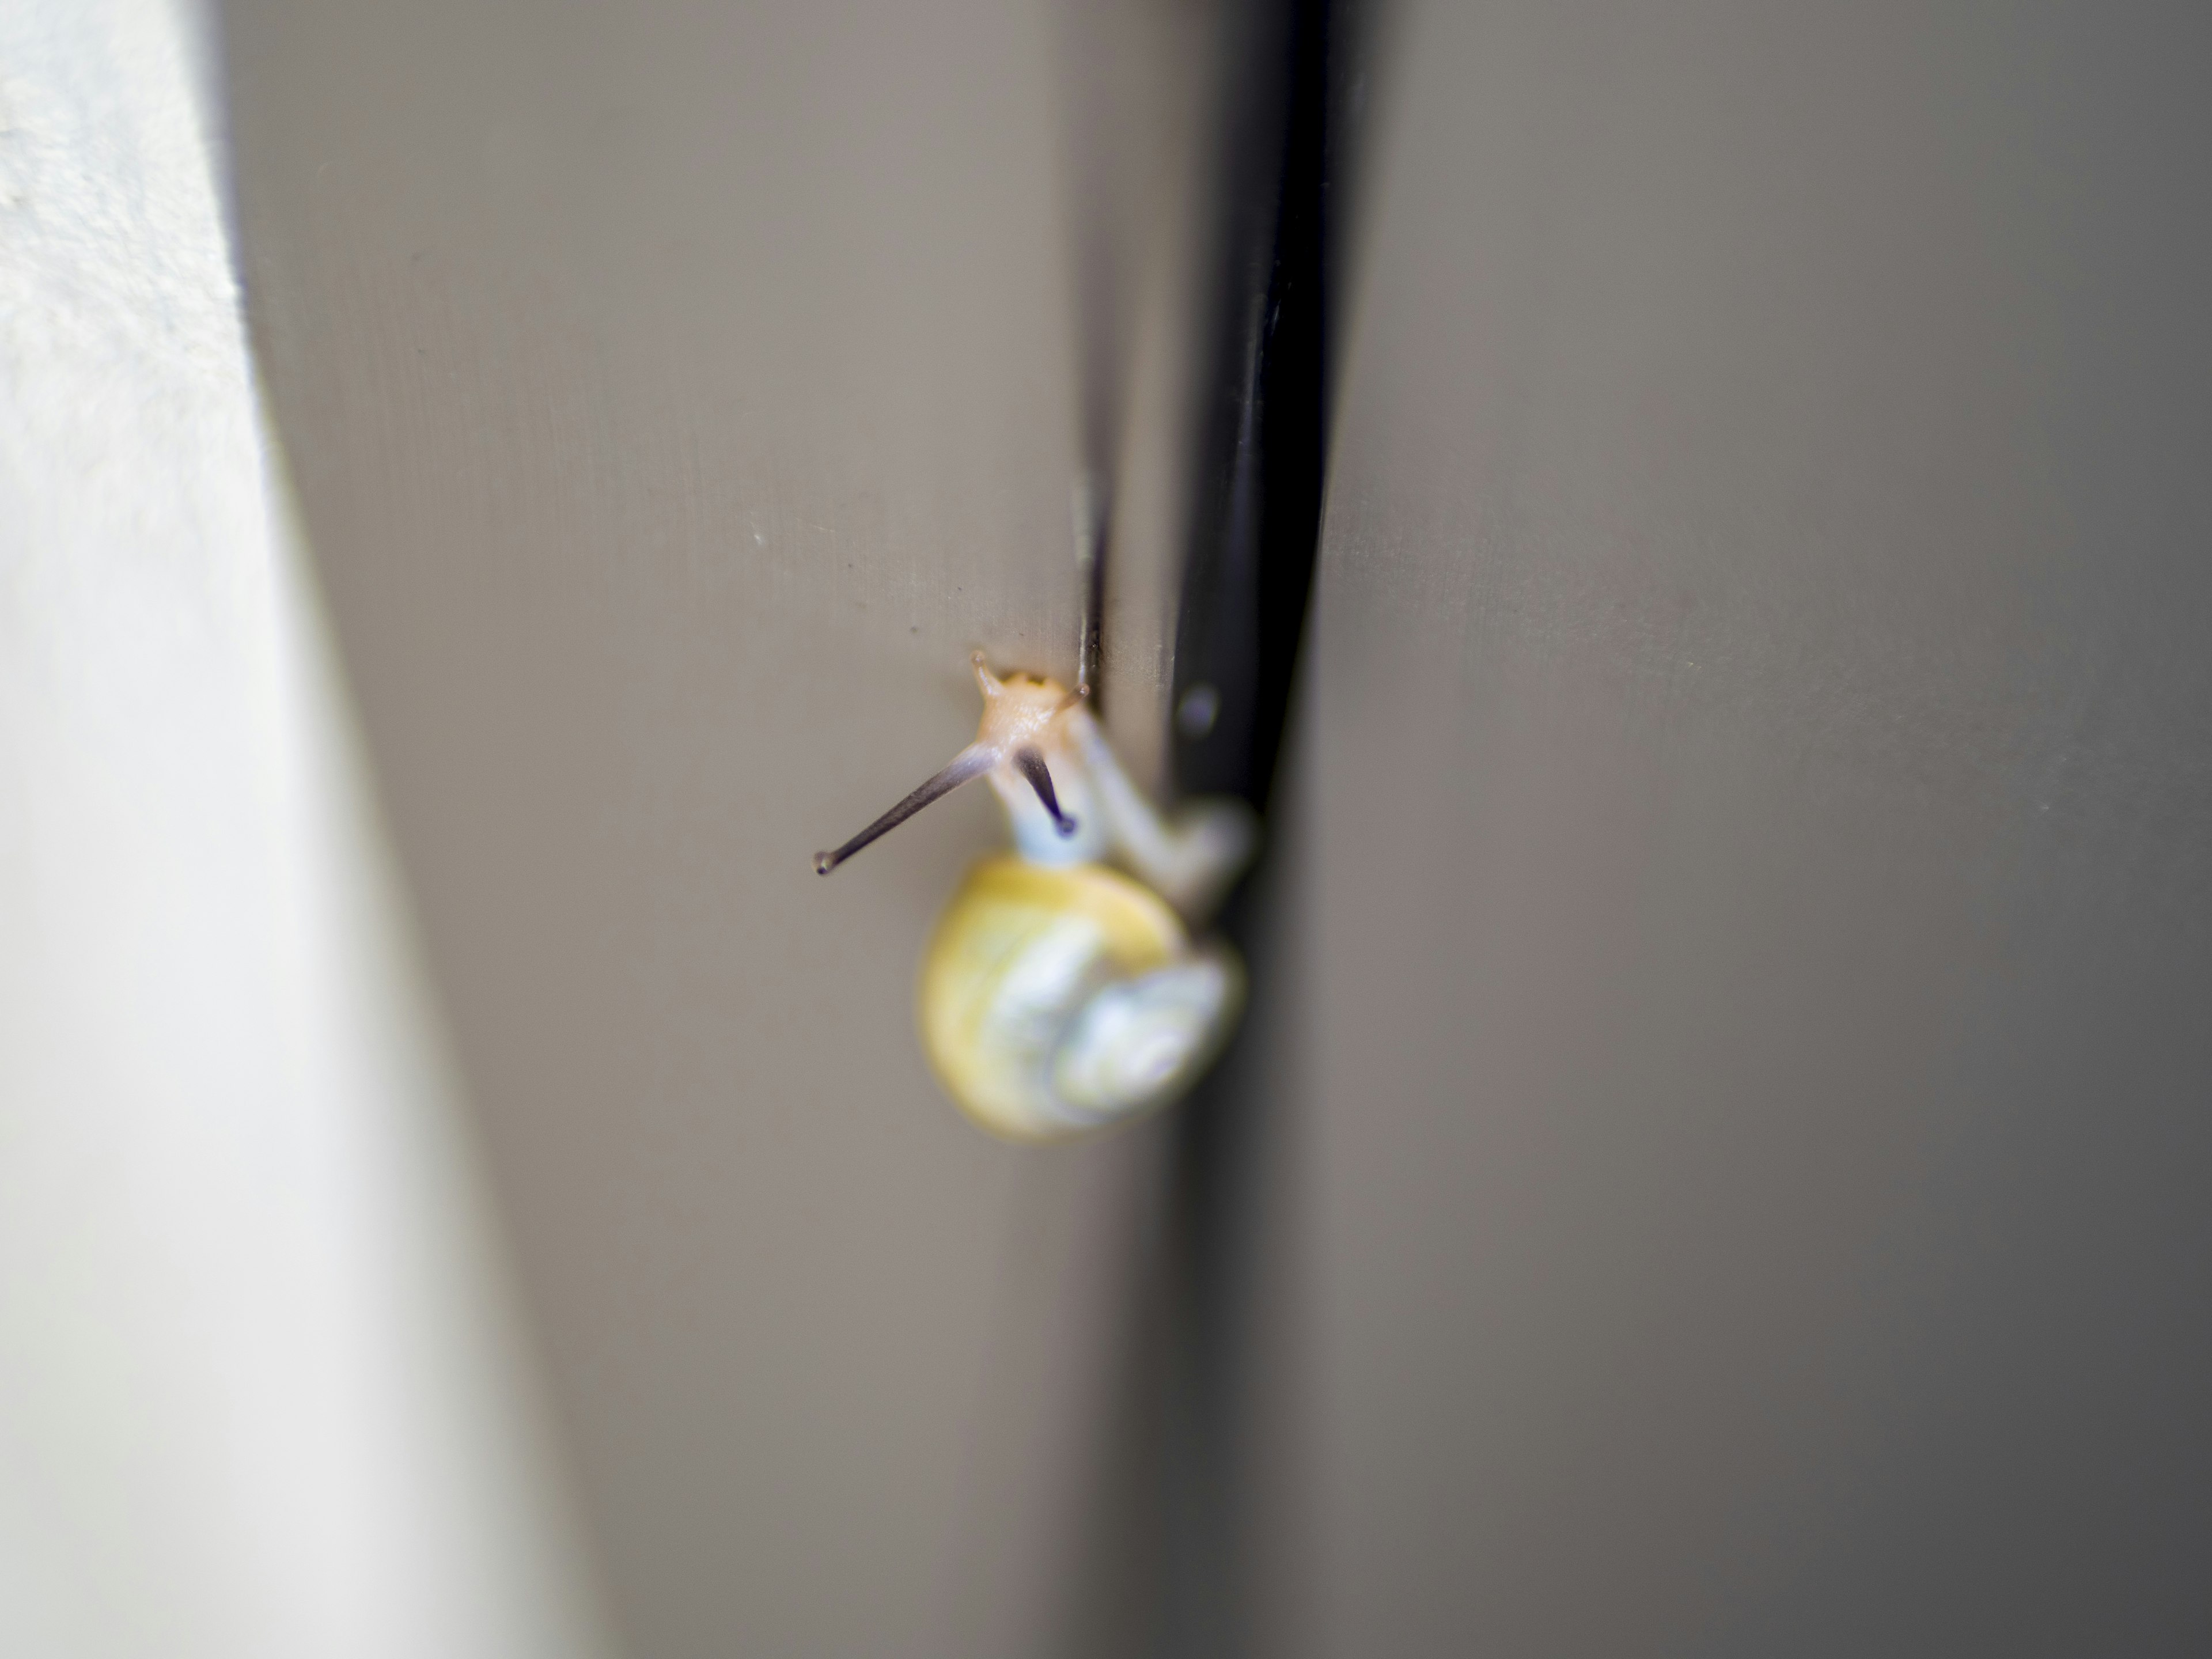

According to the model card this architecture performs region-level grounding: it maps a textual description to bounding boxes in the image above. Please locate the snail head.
[813,653,1086,875]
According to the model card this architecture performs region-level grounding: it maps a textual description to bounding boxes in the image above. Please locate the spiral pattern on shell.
[918,857,1245,1142]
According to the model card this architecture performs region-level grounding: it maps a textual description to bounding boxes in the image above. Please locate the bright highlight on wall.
[0,4,612,1654]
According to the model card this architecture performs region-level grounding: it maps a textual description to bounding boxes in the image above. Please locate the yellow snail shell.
[919,857,1244,1142]
[816,654,1257,1143]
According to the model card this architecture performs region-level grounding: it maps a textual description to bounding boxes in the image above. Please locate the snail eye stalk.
[1013,747,1078,837]
[815,744,996,874]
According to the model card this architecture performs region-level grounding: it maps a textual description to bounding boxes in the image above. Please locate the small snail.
[816,653,1257,1142]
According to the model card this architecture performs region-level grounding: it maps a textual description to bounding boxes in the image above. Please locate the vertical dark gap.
[1055,5,1369,1653]
[1147,2,1363,1656]
[1170,0,1333,815]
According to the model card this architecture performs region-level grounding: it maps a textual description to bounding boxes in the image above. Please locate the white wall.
[0,5,612,1654]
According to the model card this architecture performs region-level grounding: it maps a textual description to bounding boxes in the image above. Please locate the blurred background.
[6,1,2211,1655]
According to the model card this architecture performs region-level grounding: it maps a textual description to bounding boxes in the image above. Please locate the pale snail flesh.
[816,654,1257,1143]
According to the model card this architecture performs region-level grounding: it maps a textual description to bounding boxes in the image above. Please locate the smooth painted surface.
[1291,2,2212,1652]
[222,3,1211,1655]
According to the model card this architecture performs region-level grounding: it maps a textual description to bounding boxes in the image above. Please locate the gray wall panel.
[222,3,1209,1654]
[1296,2,2212,1652]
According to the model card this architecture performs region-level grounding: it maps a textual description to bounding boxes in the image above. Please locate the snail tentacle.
[1011,746,1078,838]
[814,742,995,874]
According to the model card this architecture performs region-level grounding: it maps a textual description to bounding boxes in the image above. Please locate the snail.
[815,653,1257,1142]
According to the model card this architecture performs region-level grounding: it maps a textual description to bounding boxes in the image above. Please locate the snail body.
[816,655,1255,1142]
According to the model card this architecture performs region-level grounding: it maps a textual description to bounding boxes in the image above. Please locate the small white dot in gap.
[1176,683,1220,738]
